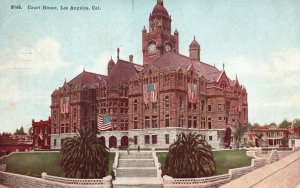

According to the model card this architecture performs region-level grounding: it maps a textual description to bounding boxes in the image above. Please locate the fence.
[0,170,112,188]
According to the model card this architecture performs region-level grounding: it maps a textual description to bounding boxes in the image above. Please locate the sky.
[0,0,299,133]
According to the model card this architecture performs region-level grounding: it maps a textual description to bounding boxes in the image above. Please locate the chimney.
[129,55,133,63]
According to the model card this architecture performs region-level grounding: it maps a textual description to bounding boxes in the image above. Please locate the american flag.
[143,83,158,104]
[188,84,197,103]
[60,97,69,114]
[97,114,112,131]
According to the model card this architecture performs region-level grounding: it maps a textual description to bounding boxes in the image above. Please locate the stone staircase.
[113,151,163,188]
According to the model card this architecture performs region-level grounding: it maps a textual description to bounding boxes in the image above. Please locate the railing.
[163,157,268,187]
[113,150,119,176]
[152,148,162,177]
[163,173,230,185]
[42,173,112,185]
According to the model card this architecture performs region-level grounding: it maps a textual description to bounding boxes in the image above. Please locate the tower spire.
[117,47,120,60]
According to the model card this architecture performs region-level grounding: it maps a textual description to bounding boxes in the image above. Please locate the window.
[54,139,56,146]
[179,114,184,127]
[201,117,206,129]
[134,117,138,129]
[165,96,169,108]
[188,102,192,110]
[134,136,138,145]
[201,100,205,112]
[218,104,222,111]
[179,96,183,108]
[145,116,150,128]
[165,134,169,144]
[61,124,64,133]
[134,100,138,112]
[73,123,76,132]
[53,124,57,134]
[144,104,149,110]
[208,121,212,129]
[152,135,157,144]
[193,116,197,128]
[145,135,150,144]
[218,117,222,121]
[165,115,170,127]
[152,102,157,111]
[188,116,192,128]
[152,116,157,128]
[208,105,212,112]
[209,136,213,141]
[193,103,196,110]
[232,119,235,122]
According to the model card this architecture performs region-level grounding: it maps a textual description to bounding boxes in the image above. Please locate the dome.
[189,36,200,48]
[152,0,169,17]
[108,58,115,65]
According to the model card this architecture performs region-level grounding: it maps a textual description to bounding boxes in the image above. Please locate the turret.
[189,36,200,61]
[107,57,115,76]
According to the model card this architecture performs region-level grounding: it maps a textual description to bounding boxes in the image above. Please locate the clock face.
[148,43,156,52]
[165,44,171,52]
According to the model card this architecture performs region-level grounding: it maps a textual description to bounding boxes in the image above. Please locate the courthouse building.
[50,0,248,149]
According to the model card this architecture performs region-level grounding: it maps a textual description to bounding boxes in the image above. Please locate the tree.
[164,132,216,178]
[14,126,26,135]
[60,129,109,178]
[28,127,33,136]
[293,119,300,128]
[234,125,246,149]
[224,127,232,148]
[279,119,291,128]
[269,122,277,127]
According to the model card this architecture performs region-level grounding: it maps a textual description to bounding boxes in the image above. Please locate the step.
[116,167,157,177]
[119,153,153,159]
[118,159,155,167]
[113,177,163,188]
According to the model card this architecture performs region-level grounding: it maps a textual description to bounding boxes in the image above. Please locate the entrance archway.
[109,136,117,148]
[121,136,128,147]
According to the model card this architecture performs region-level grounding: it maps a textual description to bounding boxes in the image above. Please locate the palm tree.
[60,129,109,178]
[164,132,216,178]
[234,125,246,149]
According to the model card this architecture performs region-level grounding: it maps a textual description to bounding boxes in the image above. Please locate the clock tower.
[142,0,179,65]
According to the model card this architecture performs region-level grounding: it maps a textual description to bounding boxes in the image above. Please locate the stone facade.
[50,0,248,150]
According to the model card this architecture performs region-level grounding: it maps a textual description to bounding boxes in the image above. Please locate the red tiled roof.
[151,52,222,82]
[107,60,138,90]
[68,70,107,88]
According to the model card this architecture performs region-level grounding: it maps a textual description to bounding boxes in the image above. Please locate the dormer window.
[148,42,157,53]
[221,81,227,90]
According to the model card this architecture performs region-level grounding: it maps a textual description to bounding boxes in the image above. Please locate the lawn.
[156,150,252,175]
[1,150,250,178]
[0,152,115,178]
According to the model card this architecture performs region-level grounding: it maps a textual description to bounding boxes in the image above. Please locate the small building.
[253,126,288,147]
[289,135,300,148]
[32,117,51,149]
